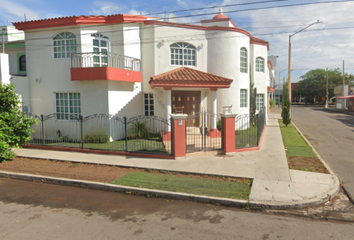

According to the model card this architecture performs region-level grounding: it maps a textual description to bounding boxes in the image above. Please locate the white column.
[0,53,10,85]
[211,89,217,129]
[165,89,172,132]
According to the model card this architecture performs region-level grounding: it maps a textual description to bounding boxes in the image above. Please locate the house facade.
[12,10,270,138]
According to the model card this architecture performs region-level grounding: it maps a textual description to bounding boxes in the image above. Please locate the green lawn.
[112,172,251,200]
[235,125,258,148]
[32,138,168,153]
[278,120,317,158]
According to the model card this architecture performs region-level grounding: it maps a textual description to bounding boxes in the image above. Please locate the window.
[240,48,247,73]
[240,89,247,107]
[256,94,264,111]
[92,33,109,67]
[55,93,81,120]
[53,32,77,58]
[144,93,154,116]
[256,57,264,72]
[19,55,26,72]
[170,42,196,66]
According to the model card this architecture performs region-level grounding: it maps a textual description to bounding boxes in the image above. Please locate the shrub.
[269,98,275,108]
[281,81,291,126]
[0,84,38,162]
[84,131,110,143]
[130,120,149,139]
[217,119,222,131]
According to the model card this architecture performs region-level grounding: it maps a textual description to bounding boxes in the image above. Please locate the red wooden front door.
[172,91,201,127]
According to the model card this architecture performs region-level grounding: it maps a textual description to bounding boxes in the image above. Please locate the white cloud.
[0,0,40,21]
[176,0,189,10]
[89,1,126,15]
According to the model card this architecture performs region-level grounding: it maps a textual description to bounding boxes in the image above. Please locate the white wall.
[206,30,250,116]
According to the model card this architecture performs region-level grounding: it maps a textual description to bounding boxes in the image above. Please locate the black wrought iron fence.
[25,113,171,155]
[235,107,266,149]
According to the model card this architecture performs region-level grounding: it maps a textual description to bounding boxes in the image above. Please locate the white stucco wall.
[206,30,250,116]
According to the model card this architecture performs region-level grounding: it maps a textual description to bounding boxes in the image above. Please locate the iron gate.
[185,109,222,153]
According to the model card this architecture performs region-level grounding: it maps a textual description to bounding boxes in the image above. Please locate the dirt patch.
[0,157,249,184]
[288,156,329,174]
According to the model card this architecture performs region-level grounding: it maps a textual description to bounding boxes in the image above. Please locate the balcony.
[71,52,142,82]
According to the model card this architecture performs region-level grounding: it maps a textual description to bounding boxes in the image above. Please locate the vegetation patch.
[278,119,328,173]
[112,172,251,200]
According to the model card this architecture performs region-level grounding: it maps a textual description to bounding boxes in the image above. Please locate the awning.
[337,95,354,99]
[149,67,233,89]
[267,86,275,92]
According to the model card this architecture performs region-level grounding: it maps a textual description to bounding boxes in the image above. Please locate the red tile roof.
[149,67,233,89]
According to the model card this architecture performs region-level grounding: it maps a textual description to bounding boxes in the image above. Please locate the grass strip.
[278,120,316,157]
[112,172,251,200]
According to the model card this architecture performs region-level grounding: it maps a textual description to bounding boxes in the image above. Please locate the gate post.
[221,113,237,155]
[171,114,188,158]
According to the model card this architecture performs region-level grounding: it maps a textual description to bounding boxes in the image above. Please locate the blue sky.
[2,0,354,82]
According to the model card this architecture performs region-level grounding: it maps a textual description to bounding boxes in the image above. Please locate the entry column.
[221,113,237,155]
[171,114,188,158]
[209,88,220,138]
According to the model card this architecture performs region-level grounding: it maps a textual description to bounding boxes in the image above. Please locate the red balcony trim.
[71,67,142,82]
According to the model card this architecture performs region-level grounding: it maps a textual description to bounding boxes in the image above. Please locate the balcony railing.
[71,52,141,72]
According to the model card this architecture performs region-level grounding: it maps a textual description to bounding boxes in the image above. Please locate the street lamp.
[288,20,321,102]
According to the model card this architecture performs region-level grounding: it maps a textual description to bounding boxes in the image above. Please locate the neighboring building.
[11,9,270,138]
[0,26,29,112]
[335,85,354,111]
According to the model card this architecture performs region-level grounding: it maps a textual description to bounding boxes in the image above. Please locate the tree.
[296,68,352,103]
[0,84,37,162]
[250,82,256,116]
[281,81,291,126]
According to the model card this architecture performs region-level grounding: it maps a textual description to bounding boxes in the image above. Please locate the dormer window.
[170,42,196,66]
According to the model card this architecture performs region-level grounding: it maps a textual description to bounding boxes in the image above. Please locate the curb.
[0,171,249,208]
[291,121,341,203]
[0,169,339,210]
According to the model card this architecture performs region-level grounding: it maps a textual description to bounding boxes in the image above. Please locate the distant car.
[328,97,336,104]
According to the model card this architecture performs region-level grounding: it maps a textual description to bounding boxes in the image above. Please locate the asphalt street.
[291,105,354,202]
[1,178,354,239]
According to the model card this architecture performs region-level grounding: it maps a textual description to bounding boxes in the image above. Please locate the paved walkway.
[11,110,340,209]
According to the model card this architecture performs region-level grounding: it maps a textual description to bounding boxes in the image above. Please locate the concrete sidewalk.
[10,111,340,209]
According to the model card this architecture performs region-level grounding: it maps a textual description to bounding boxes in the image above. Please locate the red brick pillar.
[221,113,237,155]
[171,114,188,158]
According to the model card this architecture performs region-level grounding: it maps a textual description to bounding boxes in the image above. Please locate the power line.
[147,0,291,16]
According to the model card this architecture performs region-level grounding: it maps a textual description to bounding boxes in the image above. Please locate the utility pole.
[1,27,6,54]
[343,60,345,110]
[325,68,329,109]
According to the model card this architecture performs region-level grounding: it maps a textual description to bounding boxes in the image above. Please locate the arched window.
[256,57,264,72]
[53,32,77,58]
[91,33,109,67]
[240,47,247,73]
[19,55,26,72]
[170,42,196,66]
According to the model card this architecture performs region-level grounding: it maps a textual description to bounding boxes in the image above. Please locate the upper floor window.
[256,57,264,72]
[91,33,109,67]
[170,42,196,66]
[19,55,26,71]
[240,48,247,73]
[53,32,77,59]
